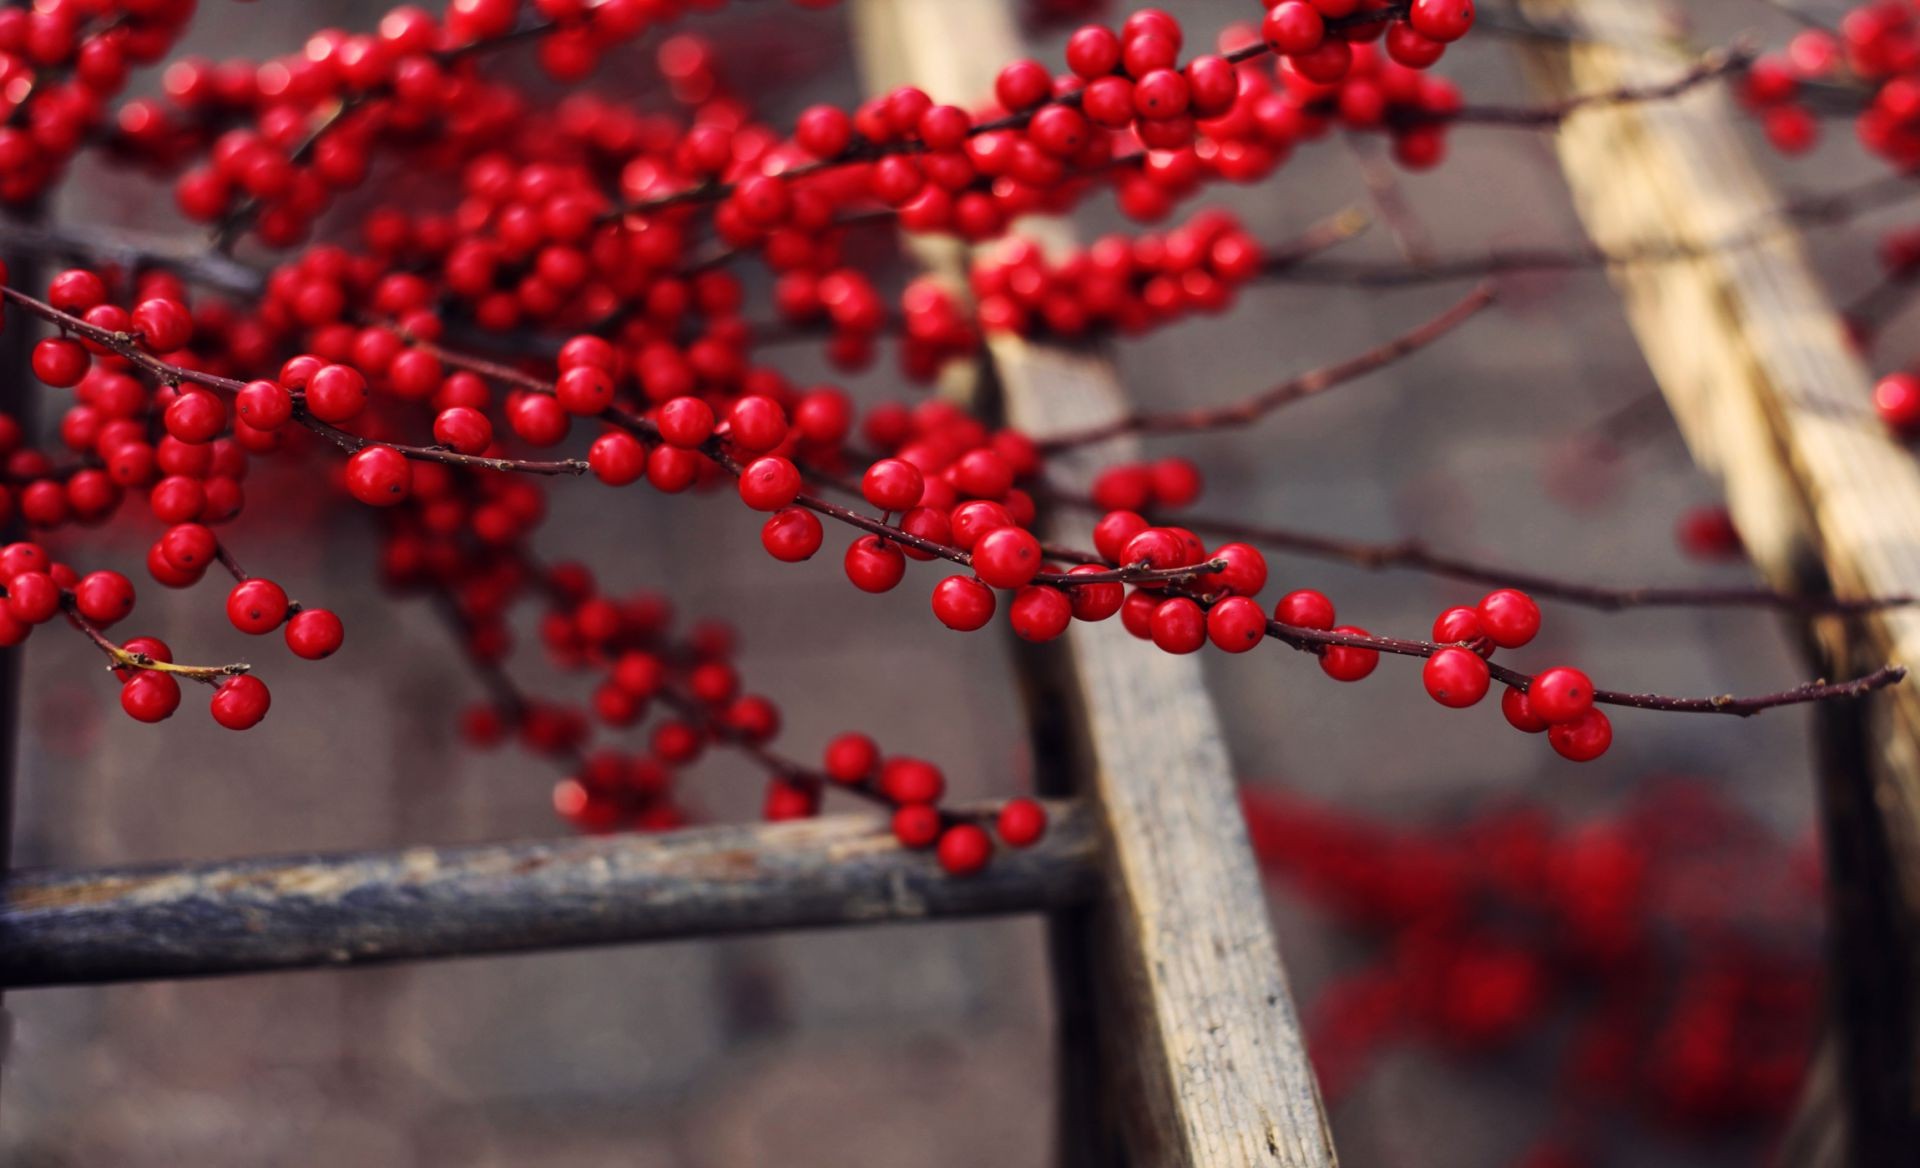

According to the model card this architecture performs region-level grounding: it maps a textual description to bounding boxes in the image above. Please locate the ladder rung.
[0,799,1097,988]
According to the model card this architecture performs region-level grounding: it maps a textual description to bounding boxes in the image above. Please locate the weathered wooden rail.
[1517,0,1920,1161]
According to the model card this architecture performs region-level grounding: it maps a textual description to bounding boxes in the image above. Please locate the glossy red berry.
[1500,685,1548,733]
[1432,606,1485,645]
[120,671,181,723]
[762,507,824,562]
[658,396,715,447]
[345,446,412,506]
[1547,708,1612,761]
[825,732,879,783]
[972,525,1043,589]
[72,569,134,625]
[1319,627,1379,682]
[1528,666,1594,723]
[1423,647,1491,708]
[1264,1,1327,54]
[1409,0,1475,42]
[226,578,290,635]
[844,535,907,592]
[1010,584,1072,642]
[210,674,271,730]
[861,458,924,511]
[881,757,945,804]
[589,432,647,486]
[893,804,943,849]
[285,608,345,660]
[1876,373,1920,434]
[997,798,1048,847]
[1277,589,1336,630]
[305,364,369,423]
[1206,595,1267,653]
[937,822,993,875]
[932,574,996,630]
[237,380,294,430]
[5,571,59,624]
[1150,597,1206,654]
[1477,589,1541,649]
[434,406,493,454]
[32,338,88,387]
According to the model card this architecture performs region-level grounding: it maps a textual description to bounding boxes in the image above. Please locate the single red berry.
[160,523,217,573]
[893,804,943,849]
[1528,666,1594,723]
[164,390,226,444]
[345,446,412,506]
[972,525,1043,589]
[5,571,59,624]
[285,608,345,660]
[1206,595,1267,653]
[590,431,648,486]
[32,338,88,388]
[1010,584,1072,642]
[1264,1,1327,53]
[932,574,996,630]
[72,569,134,626]
[1066,565,1125,621]
[226,578,290,635]
[133,298,193,351]
[1477,589,1541,649]
[882,757,946,804]
[210,674,271,730]
[434,406,493,454]
[1277,589,1336,630]
[762,507,824,562]
[994,59,1052,110]
[305,364,369,423]
[1547,708,1612,761]
[937,823,993,875]
[1500,685,1548,733]
[237,380,294,430]
[556,365,615,415]
[1875,372,1920,434]
[658,396,715,447]
[1066,25,1122,78]
[1150,596,1206,654]
[1319,626,1379,681]
[1409,0,1474,43]
[1423,647,1491,708]
[844,535,907,592]
[120,670,181,723]
[825,732,879,783]
[1207,543,1268,596]
[1432,606,1485,645]
[996,798,1048,847]
[861,458,924,511]
[726,395,788,452]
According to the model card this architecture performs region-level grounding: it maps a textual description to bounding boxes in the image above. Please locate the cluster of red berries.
[0,0,194,205]
[446,555,1045,873]
[967,210,1265,340]
[1244,780,1819,1156]
[1417,590,1613,762]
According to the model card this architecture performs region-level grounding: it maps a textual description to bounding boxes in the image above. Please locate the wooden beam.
[0,800,1097,987]
[851,4,1338,1164]
[1515,2,1920,1160]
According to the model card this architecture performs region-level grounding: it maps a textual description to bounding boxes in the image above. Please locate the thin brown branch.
[1036,284,1494,452]
[63,595,247,685]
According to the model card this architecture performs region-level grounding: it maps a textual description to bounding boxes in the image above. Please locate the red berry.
[1409,0,1474,43]
[133,298,193,351]
[237,380,294,430]
[1875,372,1920,434]
[932,574,996,630]
[434,406,493,454]
[5,571,59,624]
[1150,596,1206,654]
[32,337,88,388]
[345,446,412,506]
[1432,605,1485,645]
[1547,708,1612,761]
[589,431,648,486]
[1528,666,1594,723]
[556,365,614,415]
[305,364,369,423]
[1265,1,1327,53]
[210,674,271,730]
[882,757,945,803]
[120,671,181,723]
[1422,647,1490,708]
[762,507,824,562]
[1010,584,1072,642]
[1206,595,1267,653]
[1277,589,1336,630]
[727,395,788,452]
[825,732,879,783]
[996,798,1048,847]
[1500,685,1547,733]
[937,823,993,875]
[1319,626,1379,681]
[862,458,924,511]
[844,535,907,592]
[658,396,715,447]
[972,525,1043,589]
[1477,589,1541,649]
[893,804,942,849]
[226,578,290,635]
[1065,565,1124,621]
[72,569,134,625]
[285,608,345,659]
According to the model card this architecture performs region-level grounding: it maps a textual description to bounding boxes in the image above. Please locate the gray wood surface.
[0,800,1097,987]
[851,3,1339,1164]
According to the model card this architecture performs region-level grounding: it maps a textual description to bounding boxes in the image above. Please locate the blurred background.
[0,0,1887,1163]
